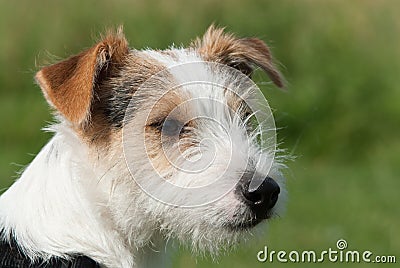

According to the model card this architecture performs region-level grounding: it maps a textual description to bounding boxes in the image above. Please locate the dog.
[0,25,286,268]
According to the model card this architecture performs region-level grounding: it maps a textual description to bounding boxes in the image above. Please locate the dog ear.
[35,27,129,125]
[193,25,285,88]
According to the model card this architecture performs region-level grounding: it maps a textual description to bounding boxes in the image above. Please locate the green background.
[0,0,399,267]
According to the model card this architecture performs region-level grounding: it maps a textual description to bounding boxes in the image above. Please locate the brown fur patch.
[224,87,246,115]
[146,91,186,126]
[158,49,179,61]
[35,26,129,125]
[192,25,285,88]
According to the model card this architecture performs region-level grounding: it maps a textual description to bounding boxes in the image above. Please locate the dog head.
[35,25,286,254]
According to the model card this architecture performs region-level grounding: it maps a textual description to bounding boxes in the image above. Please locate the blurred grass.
[1,0,399,267]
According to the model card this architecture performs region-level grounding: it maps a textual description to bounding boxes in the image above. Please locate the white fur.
[0,124,137,267]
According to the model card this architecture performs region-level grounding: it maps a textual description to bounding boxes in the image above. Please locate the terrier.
[0,25,286,268]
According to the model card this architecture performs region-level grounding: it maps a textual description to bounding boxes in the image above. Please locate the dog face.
[35,26,286,253]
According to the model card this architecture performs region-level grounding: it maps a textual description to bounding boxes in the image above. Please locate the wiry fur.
[0,26,286,268]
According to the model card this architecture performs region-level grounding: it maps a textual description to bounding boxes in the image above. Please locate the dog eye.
[161,119,184,136]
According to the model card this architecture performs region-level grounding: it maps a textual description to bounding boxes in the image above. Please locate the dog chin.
[224,218,263,231]
[225,210,273,231]
[178,216,267,255]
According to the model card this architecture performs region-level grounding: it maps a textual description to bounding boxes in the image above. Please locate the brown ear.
[193,25,285,88]
[35,27,129,125]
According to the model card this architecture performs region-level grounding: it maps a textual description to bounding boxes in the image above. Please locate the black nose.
[241,176,280,219]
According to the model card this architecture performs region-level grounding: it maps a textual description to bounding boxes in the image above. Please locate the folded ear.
[35,27,129,125]
[193,25,285,88]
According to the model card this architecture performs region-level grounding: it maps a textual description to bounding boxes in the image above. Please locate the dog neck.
[0,124,167,268]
